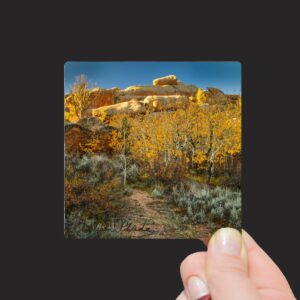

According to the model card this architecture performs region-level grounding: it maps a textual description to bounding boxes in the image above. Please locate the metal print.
[64,62,241,241]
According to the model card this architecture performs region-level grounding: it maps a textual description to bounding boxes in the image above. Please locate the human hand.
[177,228,295,300]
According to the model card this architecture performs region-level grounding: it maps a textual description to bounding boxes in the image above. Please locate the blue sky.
[64,62,241,94]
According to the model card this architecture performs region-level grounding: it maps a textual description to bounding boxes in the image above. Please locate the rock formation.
[203,88,240,105]
[204,87,227,104]
[92,95,191,119]
[143,95,190,111]
[92,99,147,119]
[65,75,241,153]
[88,87,120,108]
[65,75,240,122]
[153,75,179,86]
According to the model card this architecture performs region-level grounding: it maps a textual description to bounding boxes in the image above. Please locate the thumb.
[205,228,260,300]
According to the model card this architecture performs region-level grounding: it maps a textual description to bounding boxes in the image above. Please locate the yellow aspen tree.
[65,75,91,122]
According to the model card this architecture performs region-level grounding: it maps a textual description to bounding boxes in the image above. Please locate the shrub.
[76,155,92,173]
[75,154,119,183]
[170,183,241,228]
[151,183,165,198]
[65,210,121,239]
[126,163,140,183]
[65,153,123,209]
[65,153,132,239]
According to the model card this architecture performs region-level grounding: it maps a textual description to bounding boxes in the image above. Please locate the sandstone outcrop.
[204,87,227,104]
[143,95,190,111]
[88,87,120,108]
[226,94,241,103]
[65,87,120,122]
[203,88,240,105]
[65,75,240,121]
[92,99,146,119]
[92,95,192,120]
[121,83,197,98]
[153,75,179,86]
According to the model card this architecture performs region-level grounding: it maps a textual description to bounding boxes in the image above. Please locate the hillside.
[65,75,240,123]
[64,74,241,240]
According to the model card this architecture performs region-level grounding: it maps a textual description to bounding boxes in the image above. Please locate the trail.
[120,189,211,243]
[130,190,166,226]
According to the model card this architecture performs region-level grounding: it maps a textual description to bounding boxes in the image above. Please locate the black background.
[2,1,299,299]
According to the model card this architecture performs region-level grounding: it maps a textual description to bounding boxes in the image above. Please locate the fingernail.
[211,228,242,256]
[187,276,209,300]
[176,290,188,300]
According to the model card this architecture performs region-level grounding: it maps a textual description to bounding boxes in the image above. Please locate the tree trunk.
[123,134,127,186]
[207,160,214,184]
[206,125,214,184]
[123,154,127,185]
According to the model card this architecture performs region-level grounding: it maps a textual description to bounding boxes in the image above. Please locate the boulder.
[153,75,178,86]
[122,84,198,98]
[88,87,120,108]
[204,87,227,104]
[65,75,241,124]
[117,95,146,103]
[64,88,120,121]
[92,99,146,119]
[143,95,190,111]
[226,94,241,103]
[92,95,191,120]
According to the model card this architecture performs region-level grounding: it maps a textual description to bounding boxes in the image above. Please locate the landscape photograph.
[64,62,242,242]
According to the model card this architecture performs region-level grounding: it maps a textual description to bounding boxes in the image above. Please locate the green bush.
[151,183,165,198]
[76,155,119,183]
[64,153,132,238]
[126,163,140,183]
[170,183,241,228]
[65,210,121,239]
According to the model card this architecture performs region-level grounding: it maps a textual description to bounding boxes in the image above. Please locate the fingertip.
[242,229,257,251]
[180,252,206,282]
[186,276,210,300]
[176,290,188,300]
[208,227,243,257]
[180,252,208,300]
[205,228,259,299]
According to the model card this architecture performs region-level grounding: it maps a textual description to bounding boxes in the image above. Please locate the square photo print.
[64,62,241,241]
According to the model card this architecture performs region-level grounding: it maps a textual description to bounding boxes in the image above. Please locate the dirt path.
[130,190,166,224]
[120,189,211,243]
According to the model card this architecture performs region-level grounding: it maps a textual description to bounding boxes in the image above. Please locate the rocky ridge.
[65,75,240,121]
[70,75,239,120]
[65,75,240,153]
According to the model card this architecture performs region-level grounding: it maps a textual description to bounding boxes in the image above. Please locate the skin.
[178,228,295,300]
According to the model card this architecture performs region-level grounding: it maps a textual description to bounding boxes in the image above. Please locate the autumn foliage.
[108,97,241,183]
[64,75,242,238]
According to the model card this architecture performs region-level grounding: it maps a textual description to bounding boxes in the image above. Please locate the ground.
[119,188,212,244]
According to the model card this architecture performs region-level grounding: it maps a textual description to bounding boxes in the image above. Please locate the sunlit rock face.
[65,75,241,154]
[65,75,240,121]
[92,99,147,119]
[153,75,179,86]
[88,87,120,108]
[203,87,227,104]
[142,95,190,111]
[92,95,191,120]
